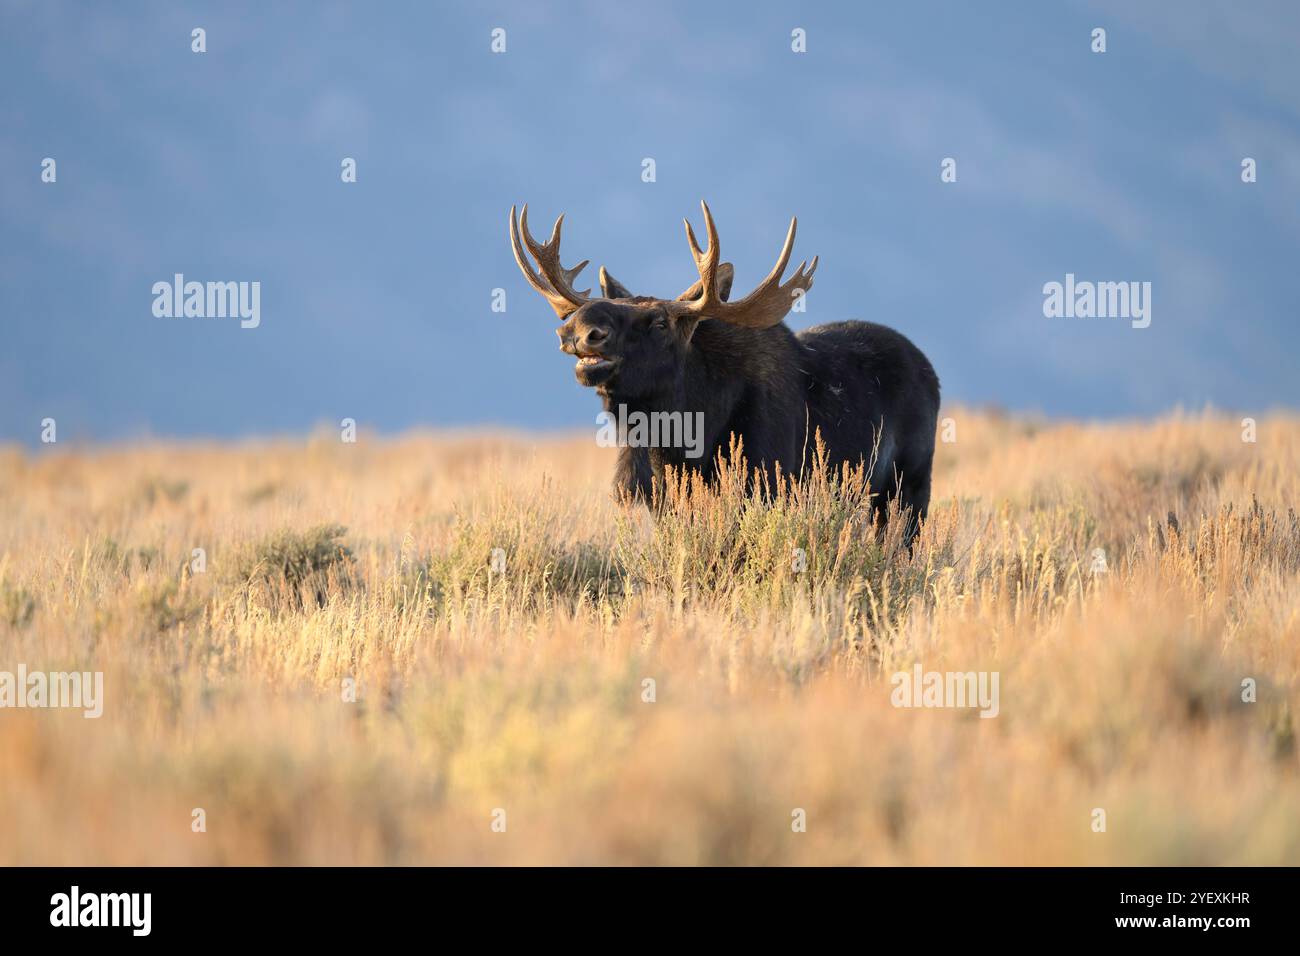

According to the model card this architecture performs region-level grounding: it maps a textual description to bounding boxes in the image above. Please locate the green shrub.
[230,524,356,610]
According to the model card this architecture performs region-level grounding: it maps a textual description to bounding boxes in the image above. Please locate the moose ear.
[676,262,734,303]
[599,266,634,299]
[667,309,704,345]
[716,262,734,302]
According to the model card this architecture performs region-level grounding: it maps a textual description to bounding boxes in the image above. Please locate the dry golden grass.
[1,408,1298,865]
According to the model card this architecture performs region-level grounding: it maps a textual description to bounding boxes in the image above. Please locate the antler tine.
[564,259,590,289]
[509,203,591,318]
[670,203,817,329]
[682,200,723,309]
[779,254,818,294]
[510,205,562,304]
[764,217,798,293]
[521,206,592,299]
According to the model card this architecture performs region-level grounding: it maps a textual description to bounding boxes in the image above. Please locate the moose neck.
[599,335,745,502]
[600,335,722,421]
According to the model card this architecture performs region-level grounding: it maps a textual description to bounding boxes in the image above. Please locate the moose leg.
[613,447,656,505]
[897,457,933,548]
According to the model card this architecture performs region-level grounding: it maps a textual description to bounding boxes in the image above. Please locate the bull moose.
[509,201,940,537]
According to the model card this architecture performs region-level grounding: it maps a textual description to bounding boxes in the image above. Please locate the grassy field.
[1,408,1298,865]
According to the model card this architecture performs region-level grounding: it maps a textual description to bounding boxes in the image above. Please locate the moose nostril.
[586,328,609,345]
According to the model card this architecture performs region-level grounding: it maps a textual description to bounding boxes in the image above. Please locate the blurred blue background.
[2,0,1297,443]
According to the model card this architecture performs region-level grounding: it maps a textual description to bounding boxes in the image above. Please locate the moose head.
[508,201,818,399]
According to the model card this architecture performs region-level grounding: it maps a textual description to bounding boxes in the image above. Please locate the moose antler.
[509,200,815,326]
[509,204,592,318]
[666,201,817,329]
